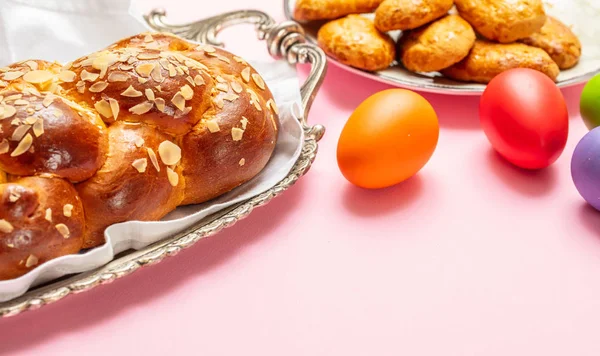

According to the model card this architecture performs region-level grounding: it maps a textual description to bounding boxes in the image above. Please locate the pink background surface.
[2,1,600,355]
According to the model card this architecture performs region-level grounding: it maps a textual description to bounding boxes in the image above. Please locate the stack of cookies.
[294,0,582,83]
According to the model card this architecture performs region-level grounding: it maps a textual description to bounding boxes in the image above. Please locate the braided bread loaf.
[0,33,279,279]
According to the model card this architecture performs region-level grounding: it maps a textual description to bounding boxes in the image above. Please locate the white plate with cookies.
[284,0,600,95]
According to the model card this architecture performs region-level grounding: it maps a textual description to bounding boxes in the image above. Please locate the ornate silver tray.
[0,9,327,318]
[284,0,600,95]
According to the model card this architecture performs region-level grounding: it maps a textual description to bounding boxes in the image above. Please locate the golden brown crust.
[318,15,395,71]
[0,89,108,182]
[374,0,454,32]
[76,122,185,248]
[0,32,279,275]
[520,16,581,70]
[454,0,546,43]
[0,177,84,280]
[441,40,560,83]
[293,0,384,21]
[399,15,476,73]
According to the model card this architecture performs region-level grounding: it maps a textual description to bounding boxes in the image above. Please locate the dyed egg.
[580,73,600,130]
[480,68,569,169]
[572,127,600,210]
[337,89,439,189]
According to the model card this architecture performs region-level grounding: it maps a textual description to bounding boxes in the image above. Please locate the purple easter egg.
[572,127,600,210]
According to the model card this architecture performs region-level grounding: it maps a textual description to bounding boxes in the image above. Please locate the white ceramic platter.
[284,0,600,95]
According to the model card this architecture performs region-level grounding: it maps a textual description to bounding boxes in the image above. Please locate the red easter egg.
[479,68,569,169]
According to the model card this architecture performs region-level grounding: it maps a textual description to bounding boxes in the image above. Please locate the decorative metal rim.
[282,0,599,95]
[0,9,327,318]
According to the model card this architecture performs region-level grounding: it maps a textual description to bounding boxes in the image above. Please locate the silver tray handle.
[145,9,326,141]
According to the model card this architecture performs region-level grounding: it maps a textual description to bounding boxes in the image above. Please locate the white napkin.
[0,0,304,302]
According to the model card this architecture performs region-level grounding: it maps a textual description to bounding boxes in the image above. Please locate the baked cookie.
[441,40,560,83]
[520,16,582,69]
[375,0,454,32]
[294,0,384,21]
[318,15,395,71]
[454,0,546,43]
[399,15,476,73]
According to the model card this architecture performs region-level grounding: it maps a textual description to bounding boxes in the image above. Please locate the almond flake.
[9,191,20,202]
[25,254,38,267]
[108,71,128,82]
[202,45,216,53]
[80,70,100,82]
[2,105,16,119]
[214,97,224,109]
[216,83,228,92]
[3,71,24,81]
[175,107,192,118]
[168,63,177,77]
[158,141,181,165]
[25,61,38,70]
[186,76,195,87]
[130,138,143,149]
[129,101,154,115]
[180,84,194,100]
[239,158,245,166]
[151,65,163,82]
[265,99,278,114]
[138,77,148,84]
[231,127,244,141]
[241,67,251,82]
[55,223,70,238]
[33,118,44,137]
[25,116,37,125]
[109,98,120,119]
[159,59,170,69]
[99,64,109,79]
[11,125,31,141]
[216,76,226,83]
[194,75,205,86]
[223,93,239,102]
[0,80,7,87]
[11,133,32,157]
[132,158,147,173]
[92,53,118,71]
[231,81,243,93]
[63,204,74,217]
[23,70,53,84]
[136,63,155,77]
[138,52,160,60]
[166,167,179,187]
[144,33,154,42]
[76,80,85,93]
[89,81,108,93]
[119,64,133,71]
[0,219,13,233]
[217,55,231,64]
[14,99,29,106]
[4,94,22,101]
[155,85,162,92]
[94,100,113,119]
[45,208,52,222]
[233,56,246,64]
[145,88,155,101]
[154,98,166,112]
[251,73,265,90]
[10,118,20,125]
[146,147,160,172]
[240,117,249,130]
[121,85,143,97]
[58,70,76,82]
[206,120,220,133]
[171,92,186,111]
[176,66,184,76]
